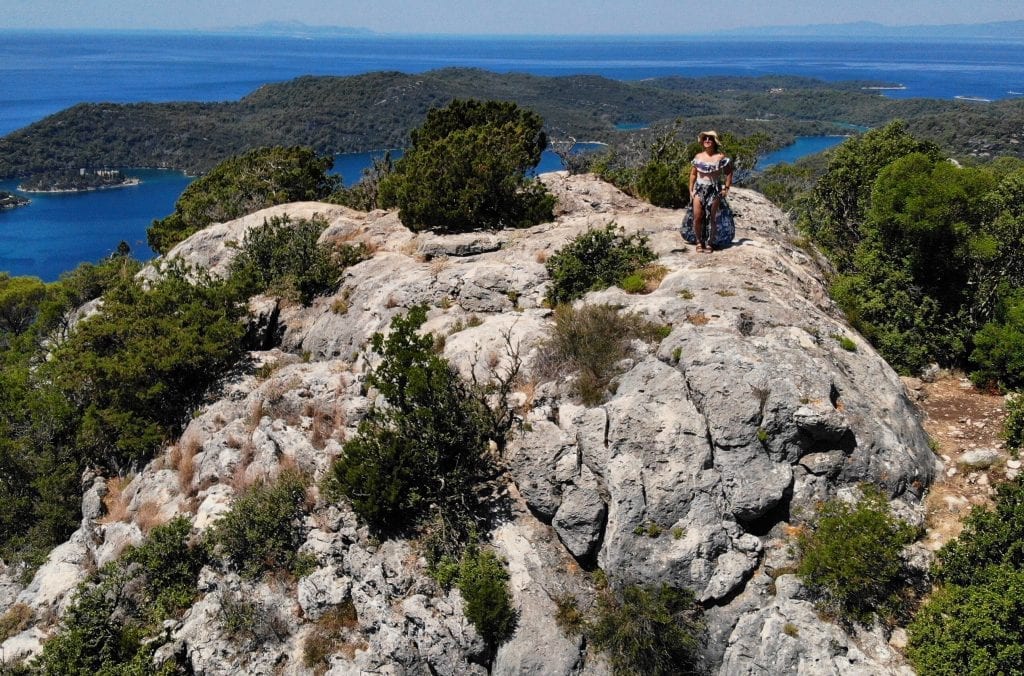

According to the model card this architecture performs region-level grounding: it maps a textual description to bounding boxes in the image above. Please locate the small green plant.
[757,428,769,444]
[589,583,705,676]
[672,527,685,540]
[796,486,919,625]
[671,346,683,364]
[322,307,494,533]
[620,274,646,294]
[677,288,694,300]
[229,214,367,306]
[783,622,799,637]
[544,223,656,305]
[457,546,517,647]
[715,289,736,297]
[209,470,309,580]
[219,591,289,651]
[832,334,858,352]
[554,594,585,636]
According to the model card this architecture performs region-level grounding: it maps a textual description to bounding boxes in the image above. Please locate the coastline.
[17,178,141,194]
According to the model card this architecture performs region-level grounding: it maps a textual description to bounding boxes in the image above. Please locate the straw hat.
[698,130,721,145]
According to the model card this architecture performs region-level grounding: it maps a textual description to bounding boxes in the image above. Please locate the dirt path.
[904,373,1018,550]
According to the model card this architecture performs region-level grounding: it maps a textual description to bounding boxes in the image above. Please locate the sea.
[3,30,1024,281]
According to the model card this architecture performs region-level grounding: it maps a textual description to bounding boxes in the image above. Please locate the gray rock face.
[8,174,937,675]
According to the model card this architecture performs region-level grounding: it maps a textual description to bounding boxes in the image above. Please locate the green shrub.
[589,584,705,676]
[796,486,919,624]
[124,516,206,622]
[935,477,1024,586]
[38,565,158,675]
[907,567,1024,676]
[544,224,656,305]
[148,146,340,254]
[538,303,668,406]
[457,546,517,647]
[210,470,310,580]
[1004,394,1024,453]
[48,263,248,469]
[554,595,585,636]
[219,591,289,651]
[970,289,1024,391]
[323,306,493,533]
[229,214,368,305]
[378,99,554,232]
[36,519,202,676]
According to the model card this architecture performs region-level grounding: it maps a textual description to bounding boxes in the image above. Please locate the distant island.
[0,68,1019,181]
[0,191,29,209]
[18,168,140,193]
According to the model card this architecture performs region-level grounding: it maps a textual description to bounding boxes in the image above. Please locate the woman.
[689,131,733,252]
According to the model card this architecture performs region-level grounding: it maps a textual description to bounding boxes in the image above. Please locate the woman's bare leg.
[693,196,706,249]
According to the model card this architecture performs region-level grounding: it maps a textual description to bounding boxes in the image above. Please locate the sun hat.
[698,130,721,145]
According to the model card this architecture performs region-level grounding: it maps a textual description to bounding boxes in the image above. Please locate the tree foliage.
[908,478,1024,675]
[456,546,517,647]
[148,146,340,254]
[378,99,554,231]
[795,121,1024,377]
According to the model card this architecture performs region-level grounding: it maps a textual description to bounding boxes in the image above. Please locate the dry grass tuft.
[302,601,361,673]
[685,311,710,326]
[176,432,202,495]
[0,603,33,642]
[99,476,133,524]
[135,500,165,534]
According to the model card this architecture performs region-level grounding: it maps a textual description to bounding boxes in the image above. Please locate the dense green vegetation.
[148,146,339,253]
[377,99,554,231]
[37,517,203,674]
[456,545,517,647]
[907,478,1024,674]
[796,487,920,625]
[4,69,1015,181]
[784,121,1024,381]
[0,148,360,569]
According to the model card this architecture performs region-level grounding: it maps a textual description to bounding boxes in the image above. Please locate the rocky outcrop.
[1,173,939,674]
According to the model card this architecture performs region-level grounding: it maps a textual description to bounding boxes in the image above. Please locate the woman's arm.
[689,166,697,199]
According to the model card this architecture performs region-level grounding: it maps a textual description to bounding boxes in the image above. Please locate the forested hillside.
[3,68,1015,179]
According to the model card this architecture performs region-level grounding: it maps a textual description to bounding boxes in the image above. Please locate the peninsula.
[18,169,140,193]
[0,191,29,208]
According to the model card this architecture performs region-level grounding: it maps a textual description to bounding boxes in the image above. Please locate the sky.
[4,0,1022,34]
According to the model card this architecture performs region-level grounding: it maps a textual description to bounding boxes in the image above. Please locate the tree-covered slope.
[1,68,1009,179]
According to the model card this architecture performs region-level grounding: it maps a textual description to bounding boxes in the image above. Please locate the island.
[0,191,29,209]
[18,168,140,193]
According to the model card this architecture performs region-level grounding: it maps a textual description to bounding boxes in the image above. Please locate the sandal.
[695,244,707,252]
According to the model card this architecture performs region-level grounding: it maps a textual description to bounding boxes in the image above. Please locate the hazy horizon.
[7,1,1022,35]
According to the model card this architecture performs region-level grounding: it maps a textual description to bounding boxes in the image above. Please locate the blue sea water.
[2,31,1024,280]
[759,136,848,169]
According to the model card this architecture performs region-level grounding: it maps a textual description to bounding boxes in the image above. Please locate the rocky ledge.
[2,173,939,674]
